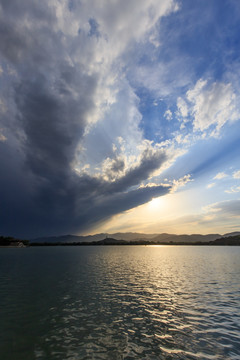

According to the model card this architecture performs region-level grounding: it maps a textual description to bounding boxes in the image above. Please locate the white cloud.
[164,109,172,121]
[132,59,191,98]
[225,186,240,194]
[233,170,240,179]
[76,81,144,174]
[60,0,180,178]
[175,133,190,144]
[213,172,228,180]
[172,174,193,191]
[177,97,188,118]
[207,183,215,189]
[186,79,239,136]
[38,0,179,143]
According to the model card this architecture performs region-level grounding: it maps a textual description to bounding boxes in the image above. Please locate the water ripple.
[0,246,240,359]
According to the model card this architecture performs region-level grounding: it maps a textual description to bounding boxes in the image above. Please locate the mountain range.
[30,232,240,244]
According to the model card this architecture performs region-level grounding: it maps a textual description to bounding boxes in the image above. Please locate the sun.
[148,197,162,210]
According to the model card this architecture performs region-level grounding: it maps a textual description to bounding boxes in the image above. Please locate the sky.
[0,0,240,238]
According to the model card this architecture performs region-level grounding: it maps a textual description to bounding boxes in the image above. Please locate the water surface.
[0,246,239,359]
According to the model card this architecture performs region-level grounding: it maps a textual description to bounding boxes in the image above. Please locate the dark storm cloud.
[15,69,96,179]
[0,0,172,238]
[0,0,56,65]
[109,148,167,193]
[74,183,171,231]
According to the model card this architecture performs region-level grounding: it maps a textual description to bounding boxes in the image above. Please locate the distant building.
[9,241,26,248]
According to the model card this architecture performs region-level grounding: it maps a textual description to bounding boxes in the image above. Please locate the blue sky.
[0,0,239,238]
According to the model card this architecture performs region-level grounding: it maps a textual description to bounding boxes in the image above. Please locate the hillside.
[30,231,240,244]
[151,233,222,243]
[210,235,240,245]
[30,232,157,243]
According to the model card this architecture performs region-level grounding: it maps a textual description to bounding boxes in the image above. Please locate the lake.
[0,246,239,359]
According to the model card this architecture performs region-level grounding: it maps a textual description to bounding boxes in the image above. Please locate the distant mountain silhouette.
[223,231,240,237]
[30,231,240,244]
[150,233,222,243]
[30,232,156,243]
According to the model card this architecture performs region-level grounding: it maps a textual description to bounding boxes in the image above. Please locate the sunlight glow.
[148,197,163,211]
